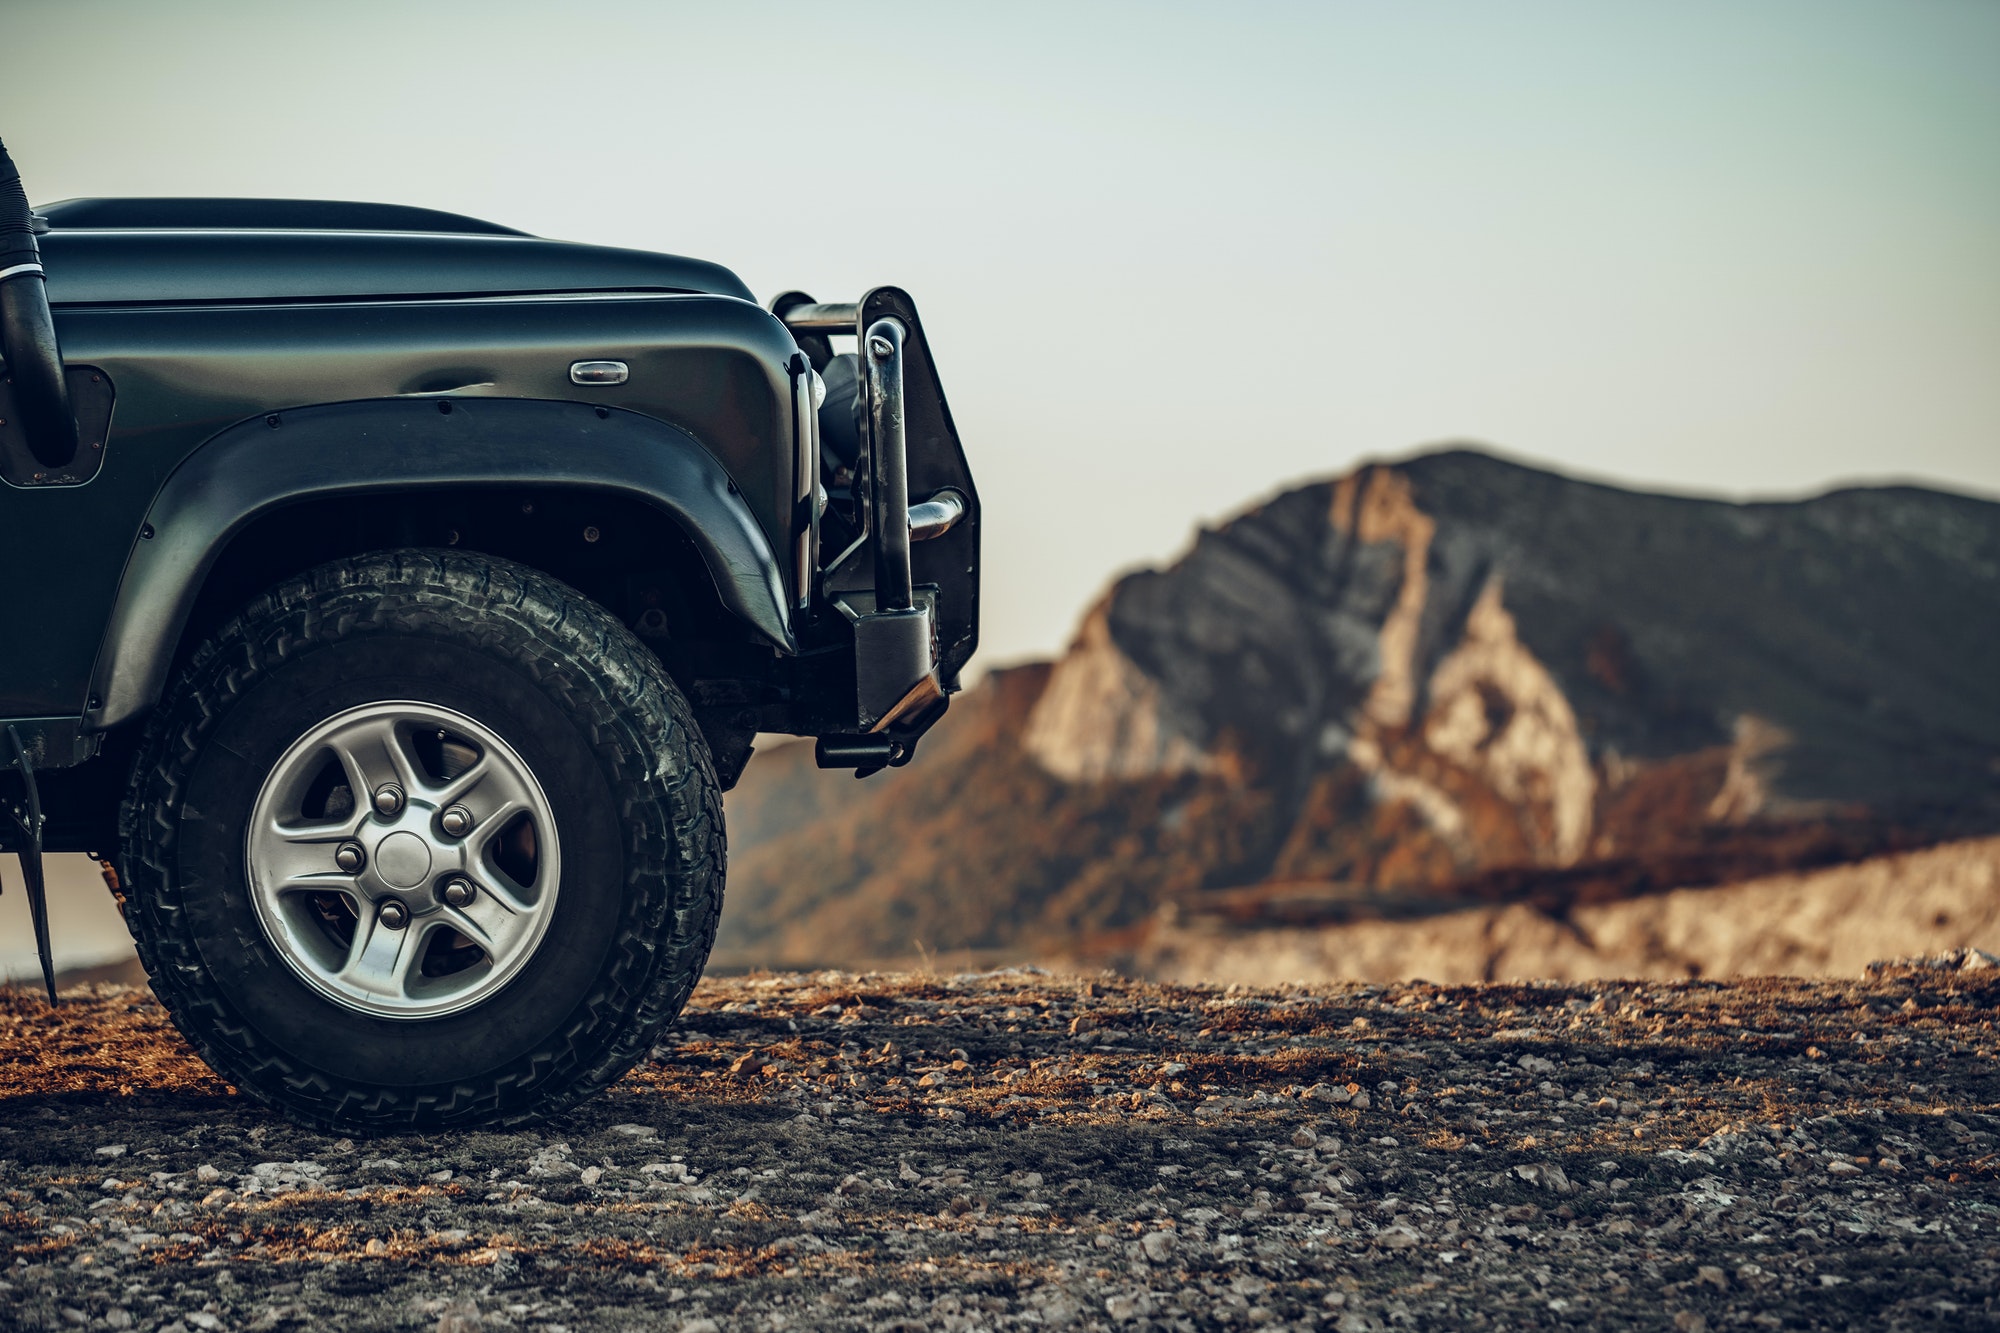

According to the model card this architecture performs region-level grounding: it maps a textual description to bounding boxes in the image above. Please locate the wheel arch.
[85,396,795,732]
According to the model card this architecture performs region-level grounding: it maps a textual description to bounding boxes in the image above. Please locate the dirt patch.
[3,965,1998,1330]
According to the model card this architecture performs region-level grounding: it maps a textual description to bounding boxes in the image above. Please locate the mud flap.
[3,726,57,1004]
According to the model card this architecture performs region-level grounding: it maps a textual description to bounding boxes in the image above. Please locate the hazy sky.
[6,0,1997,667]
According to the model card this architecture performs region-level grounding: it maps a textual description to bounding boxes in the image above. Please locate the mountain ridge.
[720,448,2000,966]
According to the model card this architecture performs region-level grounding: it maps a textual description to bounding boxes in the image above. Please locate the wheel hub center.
[373,830,434,889]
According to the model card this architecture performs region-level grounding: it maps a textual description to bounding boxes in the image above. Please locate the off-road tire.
[116,549,725,1131]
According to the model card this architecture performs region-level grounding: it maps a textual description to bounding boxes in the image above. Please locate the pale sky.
[4,0,1999,977]
[5,0,1997,670]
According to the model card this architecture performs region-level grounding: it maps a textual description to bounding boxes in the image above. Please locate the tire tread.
[116,548,724,1131]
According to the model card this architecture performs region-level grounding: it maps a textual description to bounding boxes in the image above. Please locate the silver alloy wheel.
[244,701,562,1020]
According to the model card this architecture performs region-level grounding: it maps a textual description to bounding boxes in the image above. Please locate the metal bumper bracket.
[2,725,58,1004]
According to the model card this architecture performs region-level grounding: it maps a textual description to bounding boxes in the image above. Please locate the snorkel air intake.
[0,137,76,469]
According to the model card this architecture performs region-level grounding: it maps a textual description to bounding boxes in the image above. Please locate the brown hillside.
[722,449,2000,966]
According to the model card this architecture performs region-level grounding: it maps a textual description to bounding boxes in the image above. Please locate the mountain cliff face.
[720,450,2000,966]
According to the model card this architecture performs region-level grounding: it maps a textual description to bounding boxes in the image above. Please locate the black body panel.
[39,229,754,306]
[86,397,793,730]
[37,197,531,236]
[0,203,977,794]
[0,293,800,721]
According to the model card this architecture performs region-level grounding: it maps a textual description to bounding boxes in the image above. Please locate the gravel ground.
[3,958,1998,1332]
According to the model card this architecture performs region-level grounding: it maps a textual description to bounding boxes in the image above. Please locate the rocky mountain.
[719,449,2000,967]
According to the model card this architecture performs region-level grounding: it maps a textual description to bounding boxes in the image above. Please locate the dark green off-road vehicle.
[0,140,978,1129]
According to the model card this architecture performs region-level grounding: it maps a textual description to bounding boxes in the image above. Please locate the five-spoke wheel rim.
[244,701,562,1020]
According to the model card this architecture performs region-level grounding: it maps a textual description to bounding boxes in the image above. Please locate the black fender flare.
[85,396,793,731]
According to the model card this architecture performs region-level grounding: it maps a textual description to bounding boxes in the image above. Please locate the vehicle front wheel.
[117,549,724,1131]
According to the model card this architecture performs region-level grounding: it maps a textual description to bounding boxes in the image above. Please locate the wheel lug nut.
[333,842,366,873]
[378,900,410,930]
[440,877,476,909]
[372,783,405,817]
[440,805,473,837]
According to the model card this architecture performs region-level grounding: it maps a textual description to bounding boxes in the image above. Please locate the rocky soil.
[3,959,1999,1332]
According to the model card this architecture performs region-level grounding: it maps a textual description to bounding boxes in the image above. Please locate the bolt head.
[441,877,476,909]
[868,335,895,359]
[378,900,410,930]
[333,842,366,874]
[372,784,406,817]
[440,805,473,838]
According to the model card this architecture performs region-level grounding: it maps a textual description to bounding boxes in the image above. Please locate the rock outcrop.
[1127,834,2000,986]
[722,449,2000,966]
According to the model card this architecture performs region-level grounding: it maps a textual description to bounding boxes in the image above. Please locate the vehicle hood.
[39,228,755,307]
